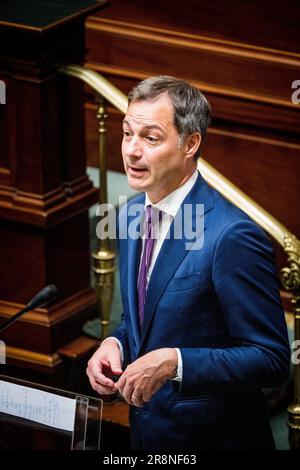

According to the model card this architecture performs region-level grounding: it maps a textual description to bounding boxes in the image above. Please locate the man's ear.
[185,132,201,159]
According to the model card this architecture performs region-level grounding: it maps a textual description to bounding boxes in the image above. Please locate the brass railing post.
[92,95,116,339]
[281,234,300,449]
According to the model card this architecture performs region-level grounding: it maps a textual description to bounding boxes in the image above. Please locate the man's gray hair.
[128,75,212,160]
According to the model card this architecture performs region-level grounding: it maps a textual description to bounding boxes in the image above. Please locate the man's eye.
[123,130,131,137]
[146,136,158,143]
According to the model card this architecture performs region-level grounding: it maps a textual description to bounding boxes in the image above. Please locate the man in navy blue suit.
[87,76,290,450]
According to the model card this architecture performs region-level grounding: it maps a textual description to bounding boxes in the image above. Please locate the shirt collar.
[145,169,198,217]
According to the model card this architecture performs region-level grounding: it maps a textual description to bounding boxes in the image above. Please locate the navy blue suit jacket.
[111,172,290,450]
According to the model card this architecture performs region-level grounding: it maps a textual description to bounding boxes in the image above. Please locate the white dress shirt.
[105,170,199,382]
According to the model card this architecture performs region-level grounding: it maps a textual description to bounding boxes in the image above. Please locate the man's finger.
[115,374,125,394]
[132,393,144,408]
[88,375,116,395]
[89,366,118,390]
[109,354,123,374]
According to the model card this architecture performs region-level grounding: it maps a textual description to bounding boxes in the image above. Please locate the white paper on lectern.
[0,380,76,431]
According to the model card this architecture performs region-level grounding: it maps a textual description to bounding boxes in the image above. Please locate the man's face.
[122,93,195,203]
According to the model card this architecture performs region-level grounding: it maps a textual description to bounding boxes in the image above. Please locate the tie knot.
[145,204,152,224]
[144,205,162,239]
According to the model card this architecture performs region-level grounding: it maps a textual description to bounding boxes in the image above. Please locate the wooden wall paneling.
[205,124,300,233]
[60,76,85,182]
[202,122,300,268]
[89,0,300,55]
[86,18,300,107]
[84,2,300,246]
[14,76,62,194]
[0,212,94,352]
[0,1,107,384]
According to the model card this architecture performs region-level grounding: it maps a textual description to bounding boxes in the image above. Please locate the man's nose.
[126,137,143,159]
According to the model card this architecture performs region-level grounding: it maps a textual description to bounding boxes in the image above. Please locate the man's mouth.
[127,165,148,176]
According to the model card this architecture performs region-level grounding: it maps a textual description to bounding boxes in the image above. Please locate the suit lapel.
[139,172,214,348]
[127,231,142,351]
[123,195,145,351]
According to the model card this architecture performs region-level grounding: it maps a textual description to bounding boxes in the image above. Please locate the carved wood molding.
[86,17,300,111]
[86,61,298,112]
[6,345,62,368]
[0,182,97,227]
[0,288,96,327]
[87,17,300,66]
[208,128,300,150]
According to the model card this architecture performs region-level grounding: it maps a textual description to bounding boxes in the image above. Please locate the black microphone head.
[42,284,58,301]
[26,284,58,311]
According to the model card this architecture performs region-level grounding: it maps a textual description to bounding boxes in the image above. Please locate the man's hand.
[86,338,123,395]
[116,348,177,407]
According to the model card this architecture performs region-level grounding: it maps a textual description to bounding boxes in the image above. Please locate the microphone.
[0,284,58,334]
[26,284,58,311]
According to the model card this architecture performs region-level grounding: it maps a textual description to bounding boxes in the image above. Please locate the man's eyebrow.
[142,124,164,132]
[122,119,164,132]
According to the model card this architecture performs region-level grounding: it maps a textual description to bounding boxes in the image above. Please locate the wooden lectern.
[0,0,107,389]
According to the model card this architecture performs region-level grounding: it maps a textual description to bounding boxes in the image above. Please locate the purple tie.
[137,205,160,327]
